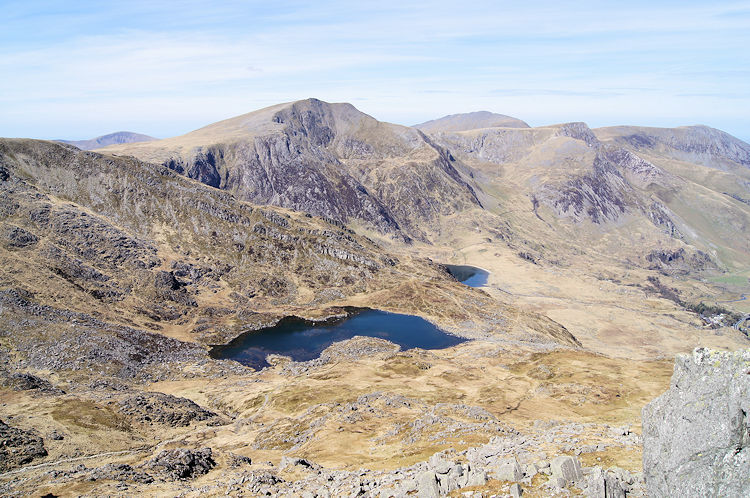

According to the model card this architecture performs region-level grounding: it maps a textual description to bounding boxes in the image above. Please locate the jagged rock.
[465,466,488,486]
[227,452,252,468]
[645,247,716,273]
[1,224,38,249]
[510,482,523,497]
[490,455,523,482]
[584,466,629,498]
[417,470,440,498]
[523,463,538,479]
[397,478,418,495]
[145,447,215,480]
[117,392,218,427]
[428,452,452,474]
[244,470,284,494]
[550,476,567,489]
[0,419,47,472]
[642,348,750,498]
[435,462,465,493]
[279,456,320,472]
[550,455,582,484]
[47,431,64,441]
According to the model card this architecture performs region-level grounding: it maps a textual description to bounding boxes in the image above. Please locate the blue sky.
[1,1,749,141]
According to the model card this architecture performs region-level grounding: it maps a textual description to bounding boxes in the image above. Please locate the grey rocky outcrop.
[490,455,523,481]
[87,463,154,484]
[2,372,64,394]
[582,466,639,498]
[145,447,216,480]
[550,455,583,485]
[642,347,750,497]
[0,419,47,472]
[117,392,219,427]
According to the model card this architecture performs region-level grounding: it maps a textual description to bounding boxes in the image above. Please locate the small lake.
[445,264,489,287]
[210,308,466,370]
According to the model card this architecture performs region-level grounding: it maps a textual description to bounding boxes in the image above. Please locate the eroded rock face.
[642,348,750,497]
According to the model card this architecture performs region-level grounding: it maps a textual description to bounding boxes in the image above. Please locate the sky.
[1,1,749,142]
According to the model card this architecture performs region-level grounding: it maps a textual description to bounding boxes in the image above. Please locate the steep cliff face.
[642,348,750,498]
[534,149,631,224]
[104,99,482,241]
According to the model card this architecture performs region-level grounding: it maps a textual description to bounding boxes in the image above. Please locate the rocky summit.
[1,99,749,497]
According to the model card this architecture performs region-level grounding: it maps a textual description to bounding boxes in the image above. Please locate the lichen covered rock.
[642,348,750,497]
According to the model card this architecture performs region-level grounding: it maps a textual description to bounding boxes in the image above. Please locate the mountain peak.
[58,131,156,150]
[414,111,530,133]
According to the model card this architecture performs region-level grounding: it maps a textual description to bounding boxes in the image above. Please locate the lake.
[444,264,489,287]
[210,308,466,370]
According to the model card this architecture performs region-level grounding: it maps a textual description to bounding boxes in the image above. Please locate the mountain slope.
[100,99,482,241]
[0,138,572,346]
[414,111,530,132]
[419,119,750,273]
[595,125,750,170]
[593,125,750,268]
[58,131,156,150]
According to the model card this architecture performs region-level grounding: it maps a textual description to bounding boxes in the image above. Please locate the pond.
[210,308,467,370]
[444,264,489,287]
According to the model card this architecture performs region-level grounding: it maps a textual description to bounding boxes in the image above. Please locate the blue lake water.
[211,265,489,370]
[445,264,489,287]
[210,308,467,370]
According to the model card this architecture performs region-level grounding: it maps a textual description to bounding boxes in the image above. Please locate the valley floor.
[3,235,746,496]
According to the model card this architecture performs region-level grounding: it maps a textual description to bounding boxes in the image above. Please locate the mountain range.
[101,98,750,275]
[2,98,748,496]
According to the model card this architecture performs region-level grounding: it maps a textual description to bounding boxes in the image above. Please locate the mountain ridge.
[100,98,750,275]
[414,111,530,132]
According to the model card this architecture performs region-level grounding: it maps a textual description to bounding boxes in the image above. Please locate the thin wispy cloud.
[1,1,748,141]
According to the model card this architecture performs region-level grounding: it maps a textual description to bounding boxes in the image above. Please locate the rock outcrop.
[145,448,216,480]
[642,348,750,497]
[117,392,219,427]
[0,419,47,472]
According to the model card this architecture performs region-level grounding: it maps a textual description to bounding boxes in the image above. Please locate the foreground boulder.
[642,348,749,497]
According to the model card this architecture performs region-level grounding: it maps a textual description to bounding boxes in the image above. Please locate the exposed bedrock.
[642,348,750,497]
